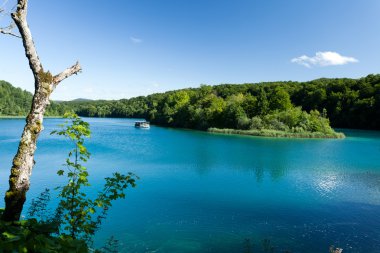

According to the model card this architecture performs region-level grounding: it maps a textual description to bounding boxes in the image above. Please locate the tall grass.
[208,128,345,139]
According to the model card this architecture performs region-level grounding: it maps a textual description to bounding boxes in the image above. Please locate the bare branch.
[0,22,21,38]
[53,61,82,86]
[0,29,20,37]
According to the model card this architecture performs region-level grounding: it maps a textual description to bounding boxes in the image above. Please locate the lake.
[0,118,380,253]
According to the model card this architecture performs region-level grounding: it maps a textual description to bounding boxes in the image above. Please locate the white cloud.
[291,51,358,68]
[130,36,142,44]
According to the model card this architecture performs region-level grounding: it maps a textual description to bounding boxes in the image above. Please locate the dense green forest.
[62,74,380,131]
[2,74,380,131]
[0,80,67,116]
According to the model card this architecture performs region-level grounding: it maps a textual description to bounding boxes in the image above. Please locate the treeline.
[2,74,380,130]
[65,74,380,130]
[0,80,68,116]
[0,80,32,115]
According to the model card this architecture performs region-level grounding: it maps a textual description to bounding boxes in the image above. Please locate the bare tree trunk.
[2,0,81,221]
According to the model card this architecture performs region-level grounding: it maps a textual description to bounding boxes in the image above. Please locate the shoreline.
[0,116,369,139]
[208,128,346,139]
[0,116,63,119]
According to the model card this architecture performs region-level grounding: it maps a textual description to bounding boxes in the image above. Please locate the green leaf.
[2,231,20,242]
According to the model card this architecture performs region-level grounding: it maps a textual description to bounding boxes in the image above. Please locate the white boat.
[135,121,150,129]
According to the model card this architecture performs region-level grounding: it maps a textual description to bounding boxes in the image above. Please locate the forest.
[0,80,67,116]
[64,74,380,131]
[1,74,380,132]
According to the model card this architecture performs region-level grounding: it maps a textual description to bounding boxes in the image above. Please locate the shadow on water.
[181,129,294,180]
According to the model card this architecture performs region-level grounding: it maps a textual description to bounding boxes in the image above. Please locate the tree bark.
[2,0,81,221]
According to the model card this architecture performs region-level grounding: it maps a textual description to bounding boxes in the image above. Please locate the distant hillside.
[71,98,93,102]
[0,80,68,116]
[54,98,93,104]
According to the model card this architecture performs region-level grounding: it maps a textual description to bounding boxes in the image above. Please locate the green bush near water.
[208,107,345,139]
[208,128,345,139]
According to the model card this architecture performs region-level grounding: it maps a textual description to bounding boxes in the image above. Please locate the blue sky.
[1,0,379,100]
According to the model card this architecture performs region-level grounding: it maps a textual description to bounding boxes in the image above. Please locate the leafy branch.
[49,113,138,241]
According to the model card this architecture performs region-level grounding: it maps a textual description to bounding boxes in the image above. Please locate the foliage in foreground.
[0,216,120,252]
[50,113,137,240]
[0,113,137,252]
[0,209,88,252]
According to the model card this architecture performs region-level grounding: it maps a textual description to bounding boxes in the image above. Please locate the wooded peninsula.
[1,74,380,138]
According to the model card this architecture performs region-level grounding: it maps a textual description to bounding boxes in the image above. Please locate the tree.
[1,0,81,221]
[269,86,292,111]
[255,87,269,116]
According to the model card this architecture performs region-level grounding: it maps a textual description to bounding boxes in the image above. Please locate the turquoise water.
[1,118,380,253]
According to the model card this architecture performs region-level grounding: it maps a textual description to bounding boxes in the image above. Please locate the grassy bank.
[208,127,345,139]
